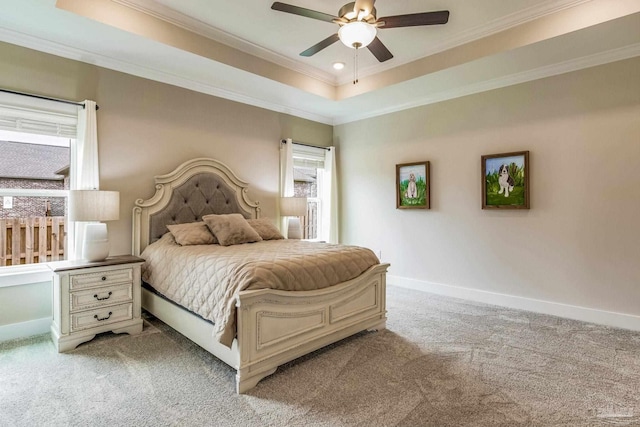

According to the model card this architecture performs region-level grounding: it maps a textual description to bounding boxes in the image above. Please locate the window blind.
[292,144,326,169]
[0,92,78,138]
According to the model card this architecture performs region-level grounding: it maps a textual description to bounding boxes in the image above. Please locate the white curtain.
[72,100,100,190]
[322,147,339,243]
[70,100,100,259]
[279,138,295,235]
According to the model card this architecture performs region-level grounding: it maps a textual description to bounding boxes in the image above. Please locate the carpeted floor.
[1,285,640,427]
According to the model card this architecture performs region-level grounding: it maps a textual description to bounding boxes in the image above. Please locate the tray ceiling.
[0,0,639,124]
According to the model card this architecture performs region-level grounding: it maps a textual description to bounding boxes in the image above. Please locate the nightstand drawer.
[70,268,133,290]
[70,303,133,332]
[70,283,133,312]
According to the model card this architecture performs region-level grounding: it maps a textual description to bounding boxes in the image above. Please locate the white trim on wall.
[0,28,334,126]
[0,266,52,289]
[0,317,50,342]
[334,43,640,125]
[389,275,640,332]
[0,189,68,198]
[2,23,637,127]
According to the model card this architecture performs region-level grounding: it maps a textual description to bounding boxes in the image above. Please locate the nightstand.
[49,255,144,352]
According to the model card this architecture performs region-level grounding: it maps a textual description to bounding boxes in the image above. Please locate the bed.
[132,158,389,393]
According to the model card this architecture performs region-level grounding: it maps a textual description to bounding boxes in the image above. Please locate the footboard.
[234,263,389,393]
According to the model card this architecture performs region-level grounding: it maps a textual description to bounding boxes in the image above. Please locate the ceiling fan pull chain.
[353,46,359,85]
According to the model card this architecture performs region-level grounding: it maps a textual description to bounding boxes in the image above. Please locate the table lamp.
[280,197,307,239]
[69,190,120,262]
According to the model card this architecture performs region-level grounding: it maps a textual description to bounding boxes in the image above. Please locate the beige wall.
[335,57,640,318]
[94,68,331,255]
[0,41,332,257]
[0,42,332,329]
[1,40,639,332]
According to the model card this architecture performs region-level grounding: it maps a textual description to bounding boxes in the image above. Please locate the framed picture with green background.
[482,151,530,209]
[396,161,430,209]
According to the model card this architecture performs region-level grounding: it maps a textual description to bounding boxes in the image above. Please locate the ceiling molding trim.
[116,0,591,88]
[334,43,640,125]
[335,0,593,85]
[0,26,334,125]
[112,0,338,85]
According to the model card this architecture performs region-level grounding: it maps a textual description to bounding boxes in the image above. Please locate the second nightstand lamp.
[69,190,119,262]
[280,196,307,239]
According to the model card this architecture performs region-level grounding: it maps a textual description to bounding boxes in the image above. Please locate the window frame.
[0,95,78,273]
[0,188,68,198]
[292,145,326,241]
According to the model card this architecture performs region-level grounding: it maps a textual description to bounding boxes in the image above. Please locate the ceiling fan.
[271,0,450,63]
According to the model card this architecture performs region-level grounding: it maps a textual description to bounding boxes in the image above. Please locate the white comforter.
[141,233,380,347]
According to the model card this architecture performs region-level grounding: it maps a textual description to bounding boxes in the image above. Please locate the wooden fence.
[0,217,65,266]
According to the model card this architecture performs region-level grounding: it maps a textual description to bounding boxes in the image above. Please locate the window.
[0,92,79,267]
[293,166,321,239]
[0,131,72,266]
[292,144,327,240]
[281,139,337,243]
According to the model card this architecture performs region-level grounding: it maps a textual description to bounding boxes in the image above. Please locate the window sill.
[0,264,53,288]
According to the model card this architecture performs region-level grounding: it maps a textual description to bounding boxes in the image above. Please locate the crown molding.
[106,0,611,92]
[112,0,338,85]
[1,14,636,127]
[116,0,592,87]
[334,42,640,125]
[0,27,334,125]
[335,0,593,85]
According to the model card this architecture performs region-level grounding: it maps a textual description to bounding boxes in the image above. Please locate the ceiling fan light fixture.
[338,21,377,49]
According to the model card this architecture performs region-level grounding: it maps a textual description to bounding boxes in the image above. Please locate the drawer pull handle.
[101,276,107,281]
[93,291,113,301]
[94,312,113,321]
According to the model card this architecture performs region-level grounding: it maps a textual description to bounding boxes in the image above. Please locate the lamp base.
[287,217,303,240]
[82,223,110,262]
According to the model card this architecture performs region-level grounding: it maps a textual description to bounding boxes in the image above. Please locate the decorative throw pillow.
[202,213,263,246]
[247,218,284,240]
[166,222,218,245]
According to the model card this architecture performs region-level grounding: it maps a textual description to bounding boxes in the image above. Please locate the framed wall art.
[396,161,430,209]
[481,151,529,209]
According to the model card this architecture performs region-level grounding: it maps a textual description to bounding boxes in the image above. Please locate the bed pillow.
[166,222,218,245]
[248,218,284,240]
[203,213,263,246]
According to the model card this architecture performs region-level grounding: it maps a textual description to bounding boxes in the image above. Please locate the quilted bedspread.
[141,233,380,347]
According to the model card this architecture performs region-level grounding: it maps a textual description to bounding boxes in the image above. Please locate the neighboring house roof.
[0,140,69,180]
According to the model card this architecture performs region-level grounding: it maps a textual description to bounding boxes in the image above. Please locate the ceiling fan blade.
[367,37,393,62]
[271,2,336,23]
[378,11,450,28]
[300,34,340,57]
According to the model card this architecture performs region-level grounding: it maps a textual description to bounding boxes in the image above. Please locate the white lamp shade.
[280,197,307,217]
[338,21,377,48]
[69,190,120,222]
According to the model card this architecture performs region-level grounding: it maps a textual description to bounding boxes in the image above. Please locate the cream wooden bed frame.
[132,158,388,393]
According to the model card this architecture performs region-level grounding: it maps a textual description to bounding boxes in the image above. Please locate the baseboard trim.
[0,317,50,342]
[388,275,640,332]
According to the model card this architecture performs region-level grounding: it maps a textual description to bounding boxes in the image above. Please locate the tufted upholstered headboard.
[132,158,260,255]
